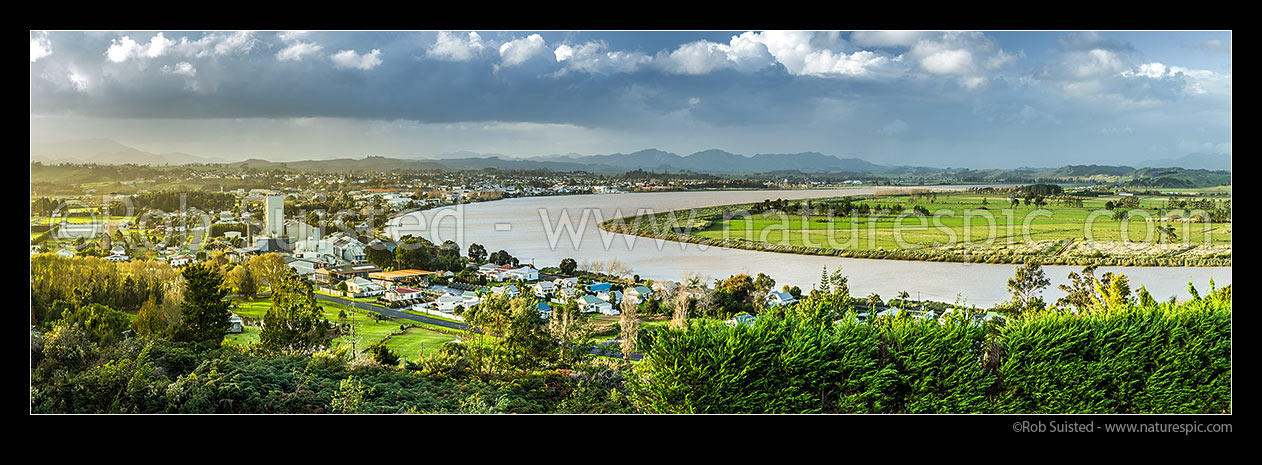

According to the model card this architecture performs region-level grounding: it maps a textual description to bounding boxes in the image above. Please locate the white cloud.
[498,34,546,67]
[277,41,323,62]
[162,61,197,77]
[554,44,574,62]
[167,31,256,58]
[907,32,1015,75]
[31,31,52,63]
[428,31,485,61]
[744,30,819,75]
[902,32,1019,88]
[552,41,651,74]
[66,64,89,93]
[162,61,199,91]
[736,31,897,78]
[801,49,892,77]
[278,31,308,42]
[654,33,777,75]
[849,31,932,48]
[105,32,174,63]
[657,40,731,75]
[1121,62,1231,96]
[331,49,382,70]
[918,48,974,75]
[724,31,776,72]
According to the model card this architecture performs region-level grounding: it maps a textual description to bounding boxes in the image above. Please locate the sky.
[29,30,1231,169]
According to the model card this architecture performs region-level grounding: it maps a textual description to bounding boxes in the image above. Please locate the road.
[311,292,642,361]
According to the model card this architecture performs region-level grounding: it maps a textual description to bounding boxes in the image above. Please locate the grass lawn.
[224,326,260,346]
[402,309,463,324]
[383,326,460,361]
[228,296,461,358]
[624,191,1231,264]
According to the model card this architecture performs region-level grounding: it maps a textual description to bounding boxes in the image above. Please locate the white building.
[533,281,555,298]
[265,194,285,238]
[492,285,520,298]
[581,295,615,315]
[505,265,539,282]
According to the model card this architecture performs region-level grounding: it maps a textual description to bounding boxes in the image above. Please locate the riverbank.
[597,189,1231,267]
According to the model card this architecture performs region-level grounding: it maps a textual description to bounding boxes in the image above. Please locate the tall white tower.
[265,194,285,238]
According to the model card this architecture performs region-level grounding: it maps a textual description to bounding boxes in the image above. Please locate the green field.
[605,189,1231,266]
[226,296,459,361]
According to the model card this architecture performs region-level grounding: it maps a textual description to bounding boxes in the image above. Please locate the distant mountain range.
[30,139,230,166]
[30,139,1231,175]
[1137,153,1231,171]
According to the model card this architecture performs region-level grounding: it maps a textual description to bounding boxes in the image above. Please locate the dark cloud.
[29,31,1231,169]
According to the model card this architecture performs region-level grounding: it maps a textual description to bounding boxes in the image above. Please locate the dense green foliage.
[174,263,232,345]
[631,287,1230,414]
[259,271,334,353]
[29,339,634,414]
[30,254,178,319]
[996,290,1232,413]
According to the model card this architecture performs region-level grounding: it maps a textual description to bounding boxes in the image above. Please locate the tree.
[503,296,555,371]
[365,243,395,269]
[132,296,168,338]
[55,303,132,346]
[246,253,287,290]
[559,257,578,275]
[330,375,372,413]
[1006,263,1050,314]
[489,249,518,267]
[260,270,333,353]
[1094,272,1133,313]
[548,299,593,368]
[467,243,488,264]
[368,339,400,367]
[227,264,257,298]
[619,297,640,361]
[175,263,232,345]
[1057,265,1100,312]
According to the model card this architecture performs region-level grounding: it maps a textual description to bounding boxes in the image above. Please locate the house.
[766,291,798,306]
[313,263,381,286]
[477,263,506,281]
[533,281,555,298]
[104,254,129,262]
[227,316,244,334]
[537,301,552,319]
[651,279,681,294]
[588,282,612,294]
[625,285,654,303]
[581,295,616,315]
[110,245,126,256]
[286,256,330,280]
[505,265,539,282]
[435,294,464,313]
[56,248,76,258]
[344,277,386,297]
[384,287,425,303]
[597,289,622,304]
[368,269,433,288]
[492,284,520,298]
[169,254,197,267]
[554,277,578,289]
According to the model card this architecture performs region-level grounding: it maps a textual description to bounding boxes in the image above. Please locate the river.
[387,187,1231,307]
